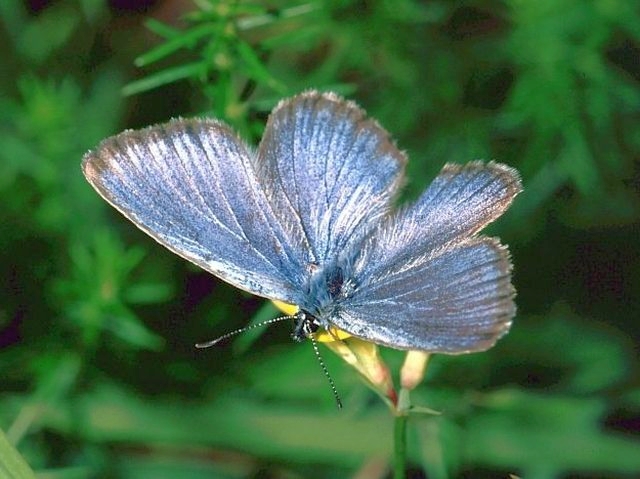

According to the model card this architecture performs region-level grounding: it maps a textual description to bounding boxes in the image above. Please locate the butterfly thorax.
[292,260,357,340]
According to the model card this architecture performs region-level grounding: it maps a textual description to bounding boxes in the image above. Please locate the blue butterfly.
[82,91,521,354]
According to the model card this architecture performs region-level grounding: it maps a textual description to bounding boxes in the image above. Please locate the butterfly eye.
[306,317,322,335]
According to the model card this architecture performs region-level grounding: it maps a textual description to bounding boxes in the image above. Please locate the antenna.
[195,315,296,348]
[196,312,344,409]
[307,327,343,409]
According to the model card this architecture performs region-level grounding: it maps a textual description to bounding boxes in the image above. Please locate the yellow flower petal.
[314,326,352,342]
[400,351,430,390]
[324,336,396,406]
[271,300,352,342]
[271,300,396,404]
[271,300,298,316]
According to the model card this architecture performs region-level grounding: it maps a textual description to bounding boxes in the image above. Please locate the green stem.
[394,387,412,479]
[393,410,409,479]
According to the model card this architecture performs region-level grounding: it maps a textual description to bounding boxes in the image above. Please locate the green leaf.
[124,282,174,305]
[464,389,640,475]
[17,5,80,64]
[135,23,218,67]
[143,18,181,40]
[235,40,286,93]
[260,23,325,50]
[0,429,35,479]
[231,300,281,354]
[38,380,391,466]
[0,0,27,42]
[106,308,165,350]
[122,62,206,96]
[6,354,82,446]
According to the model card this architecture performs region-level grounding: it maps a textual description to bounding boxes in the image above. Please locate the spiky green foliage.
[1,1,639,477]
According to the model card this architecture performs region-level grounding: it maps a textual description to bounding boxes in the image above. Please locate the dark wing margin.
[335,237,516,353]
[82,118,303,303]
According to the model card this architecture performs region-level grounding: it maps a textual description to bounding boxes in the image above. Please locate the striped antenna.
[196,312,343,408]
[195,315,296,348]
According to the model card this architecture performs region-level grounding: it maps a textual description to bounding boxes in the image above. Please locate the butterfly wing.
[331,162,522,353]
[336,237,515,352]
[371,161,522,264]
[82,118,304,302]
[254,91,407,265]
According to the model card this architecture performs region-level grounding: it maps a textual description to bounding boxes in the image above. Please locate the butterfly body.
[83,91,522,354]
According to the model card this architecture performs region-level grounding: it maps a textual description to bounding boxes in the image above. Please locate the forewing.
[335,237,515,353]
[82,118,304,302]
[255,91,407,265]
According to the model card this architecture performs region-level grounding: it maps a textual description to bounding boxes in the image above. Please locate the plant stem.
[393,409,408,479]
[394,387,413,479]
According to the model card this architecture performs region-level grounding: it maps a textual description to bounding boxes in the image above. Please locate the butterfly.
[82,91,522,355]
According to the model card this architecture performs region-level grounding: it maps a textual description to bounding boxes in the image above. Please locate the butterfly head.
[291,310,320,342]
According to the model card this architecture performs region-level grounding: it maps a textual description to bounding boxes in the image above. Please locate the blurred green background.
[1,1,639,478]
